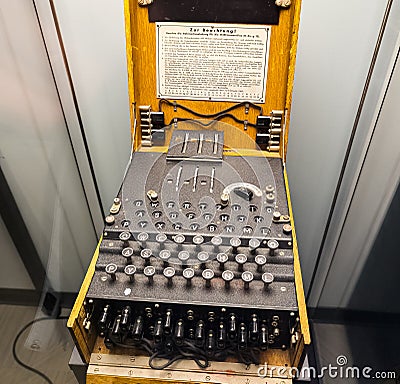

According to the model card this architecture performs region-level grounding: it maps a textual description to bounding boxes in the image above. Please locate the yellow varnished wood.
[124,0,301,156]
[283,168,311,345]
[282,0,302,159]
[68,237,102,363]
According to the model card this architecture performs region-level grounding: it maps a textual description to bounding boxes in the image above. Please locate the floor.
[0,304,77,384]
[1,304,400,384]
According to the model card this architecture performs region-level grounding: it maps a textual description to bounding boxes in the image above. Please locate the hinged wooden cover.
[123,0,302,158]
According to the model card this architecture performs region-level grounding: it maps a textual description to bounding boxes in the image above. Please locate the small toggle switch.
[195,320,205,347]
[220,192,230,207]
[238,323,247,350]
[217,322,226,349]
[147,189,158,202]
[250,314,259,342]
[122,247,134,264]
[202,268,214,288]
[163,266,175,286]
[105,263,118,281]
[183,267,195,287]
[255,254,267,273]
[235,253,247,272]
[260,323,268,350]
[140,248,152,265]
[144,265,155,285]
[222,270,234,289]
[132,316,144,341]
[124,264,136,283]
[174,319,185,345]
[217,252,228,271]
[249,238,260,254]
[228,313,237,339]
[262,272,274,288]
[241,271,253,290]
[267,239,279,256]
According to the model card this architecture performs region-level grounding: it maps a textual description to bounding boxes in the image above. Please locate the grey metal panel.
[286,0,388,293]
[52,0,132,211]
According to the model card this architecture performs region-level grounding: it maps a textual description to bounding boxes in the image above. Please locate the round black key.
[211,236,223,247]
[241,271,253,290]
[193,235,204,245]
[262,272,274,288]
[124,264,136,283]
[267,239,279,256]
[174,234,185,245]
[144,265,155,284]
[197,251,209,265]
[202,269,214,288]
[222,270,234,289]
[216,253,228,270]
[137,232,149,244]
[230,237,241,253]
[105,263,118,281]
[119,231,131,243]
[255,254,267,273]
[140,248,152,264]
[159,249,171,266]
[178,250,190,264]
[156,233,167,244]
[249,238,261,253]
[163,266,175,286]
[183,267,195,286]
[122,247,134,263]
[235,254,247,272]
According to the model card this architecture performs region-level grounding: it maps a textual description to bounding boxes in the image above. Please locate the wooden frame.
[68,0,310,382]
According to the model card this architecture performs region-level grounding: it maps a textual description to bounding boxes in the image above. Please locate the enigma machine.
[68,1,310,382]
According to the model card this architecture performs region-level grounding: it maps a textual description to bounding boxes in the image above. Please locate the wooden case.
[68,1,310,382]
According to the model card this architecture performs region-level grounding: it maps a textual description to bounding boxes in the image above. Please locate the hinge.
[255,110,284,152]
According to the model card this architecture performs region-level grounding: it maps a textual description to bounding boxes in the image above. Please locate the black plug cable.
[12,316,69,384]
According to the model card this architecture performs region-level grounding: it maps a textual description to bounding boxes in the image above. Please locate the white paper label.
[156,23,270,103]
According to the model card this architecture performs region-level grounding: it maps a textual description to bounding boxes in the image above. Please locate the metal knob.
[144,265,155,285]
[262,272,274,288]
[124,264,136,283]
[178,250,190,266]
[222,270,234,289]
[220,192,229,206]
[255,254,267,273]
[267,239,279,256]
[202,268,214,288]
[241,271,253,290]
[235,253,247,272]
[183,267,195,287]
[173,234,185,249]
[156,233,167,246]
[249,238,260,254]
[192,235,204,247]
[211,236,223,248]
[137,232,149,247]
[122,247,134,264]
[159,249,171,267]
[216,252,228,271]
[163,266,175,286]
[140,248,152,265]
[119,231,131,246]
[105,263,118,281]
[230,237,241,253]
[197,251,209,268]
